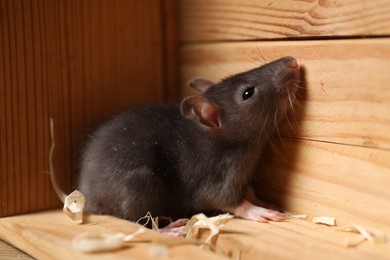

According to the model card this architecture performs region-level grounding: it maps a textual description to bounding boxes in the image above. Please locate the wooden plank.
[0,210,225,260]
[180,0,390,42]
[254,138,390,234]
[1,211,389,259]
[0,0,179,217]
[212,219,390,259]
[180,38,390,150]
[162,0,180,102]
[0,240,32,259]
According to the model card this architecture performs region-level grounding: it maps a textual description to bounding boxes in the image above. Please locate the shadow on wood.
[253,65,308,210]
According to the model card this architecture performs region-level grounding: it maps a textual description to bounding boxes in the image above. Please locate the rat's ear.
[187,77,215,93]
[180,96,221,128]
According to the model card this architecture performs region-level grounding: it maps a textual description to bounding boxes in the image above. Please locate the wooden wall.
[180,0,390,41]
[1,0,390,233]
[0,0,178,217]
[180,0,390,233]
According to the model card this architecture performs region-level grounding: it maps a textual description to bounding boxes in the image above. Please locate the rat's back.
[78,103,188,221]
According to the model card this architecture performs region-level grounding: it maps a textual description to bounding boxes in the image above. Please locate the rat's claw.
[159,219,188,237]
[160,226,186,237]
[233,199,285,222]
[267,211,285,221]
[254,216,268,223]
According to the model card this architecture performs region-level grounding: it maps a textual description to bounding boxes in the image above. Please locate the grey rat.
[78,56,300,223]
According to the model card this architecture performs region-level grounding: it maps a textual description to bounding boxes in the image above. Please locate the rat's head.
[181,56,300,145]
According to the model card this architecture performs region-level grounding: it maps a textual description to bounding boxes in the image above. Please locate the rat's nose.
[272,56,300,92]
[282,56,299,70]
[288,58,298,69]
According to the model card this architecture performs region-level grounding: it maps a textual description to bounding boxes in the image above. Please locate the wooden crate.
[1,0,390,259]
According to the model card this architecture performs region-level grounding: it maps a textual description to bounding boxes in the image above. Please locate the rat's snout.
[280,56,299,71]
[272,56,300,92]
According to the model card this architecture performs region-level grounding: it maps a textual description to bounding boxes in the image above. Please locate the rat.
[77,56,300,225]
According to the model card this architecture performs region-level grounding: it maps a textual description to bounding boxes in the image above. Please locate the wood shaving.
[287,214,308,220]
[50,118,86,222]
[136,212,159,231]
[49,118,67,203]
[342,236,367,248]
[184,213,234,246]
[63,190,85,222]
[73,212,236,256]
[312,216,336,226]
[149,244,169,257]
[339,224,388,247]
[73,228,145,253]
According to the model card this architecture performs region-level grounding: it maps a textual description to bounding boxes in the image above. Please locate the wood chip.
[184,213,234,246]
[342,236,366,248]
[50,118,86,222]
[136,212,159,231]
[287,214,308,220]
[72,228,145,253]
[312,216,336,226]
[149,244,169,257]
[339,224,388,247]
[63,190,85,222]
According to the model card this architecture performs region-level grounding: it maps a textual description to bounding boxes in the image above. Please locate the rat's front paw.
[159,219,188,237]
[233,199,284,222]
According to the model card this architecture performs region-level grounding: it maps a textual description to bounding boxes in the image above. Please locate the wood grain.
[0,210,225,260]
[0,0,178,217]
[162,0,180,102]
[1,210,389,259]
[215,219,390,259]
[180,38,390,150]
[180,0,390,42]
[255,138,390,234]
[0,240,32,259]
[181,38,390,235]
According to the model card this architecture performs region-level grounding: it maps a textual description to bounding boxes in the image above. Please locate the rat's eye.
[242,87,255,100]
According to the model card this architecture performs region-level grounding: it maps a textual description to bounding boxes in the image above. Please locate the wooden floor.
[0,210,389,259]
[0,240,33,259]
